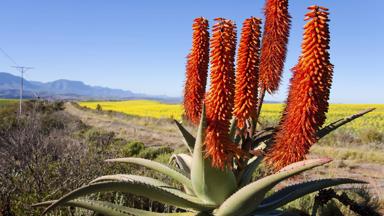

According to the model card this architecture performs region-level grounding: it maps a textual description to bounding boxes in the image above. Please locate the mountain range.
[0,72,180,103]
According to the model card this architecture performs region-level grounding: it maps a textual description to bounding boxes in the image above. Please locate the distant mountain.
[0,72,180,102]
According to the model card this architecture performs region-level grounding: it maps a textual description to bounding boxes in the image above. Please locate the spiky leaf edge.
[214,158,332,216]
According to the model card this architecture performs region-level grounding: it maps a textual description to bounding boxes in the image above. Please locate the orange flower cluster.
[266,6,333,170]
[204,18,240,168]
[183,17,210,125]
[259,0,291,94]
[233,17,262,129]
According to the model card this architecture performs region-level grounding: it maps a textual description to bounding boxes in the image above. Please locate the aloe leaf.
[174,120,196,153]
[89,174,169,185]
[229,117,237,140]
[34,198,195,216]
[214,158,332,216]
[253,178,366,214]
[238,142,269,187]
[169,154,195,195]
[277,158,331,173]
[106,157,193,191]
[89,174,196,197]
[317,108,375,139]
[253,129,275,144]
[254,127,275,138]
[170,153,192,174]
[41,180,214,215]
[251,108,375,147]
[191,105,237,205]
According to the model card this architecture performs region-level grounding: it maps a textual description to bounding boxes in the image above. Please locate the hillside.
[0,72,180,102]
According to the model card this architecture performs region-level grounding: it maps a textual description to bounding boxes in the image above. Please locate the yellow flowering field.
[79,100,384,132]
[80,100,183,120]
[260,104,384,132]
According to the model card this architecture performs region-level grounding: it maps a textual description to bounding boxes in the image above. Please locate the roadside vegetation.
[0,101,179,215]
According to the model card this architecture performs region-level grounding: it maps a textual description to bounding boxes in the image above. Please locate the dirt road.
[65,102,185,148]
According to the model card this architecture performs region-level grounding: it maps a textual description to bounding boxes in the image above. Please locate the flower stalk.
[183,17,210,125]
[259,0,291,94]
[233,17,262,129]
[204,18,240,168]
[266,5,333,170]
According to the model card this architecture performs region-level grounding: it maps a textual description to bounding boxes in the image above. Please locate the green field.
[0,99,18,107]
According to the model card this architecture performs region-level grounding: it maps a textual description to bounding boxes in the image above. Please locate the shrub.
[359,128,383,144]
[84,129,115,152]
[121,141,145,157]
[137,146,173,160]
[96,104,102,111]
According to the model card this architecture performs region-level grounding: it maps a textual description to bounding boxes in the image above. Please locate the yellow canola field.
[79,100,384,132]
[80,100,183,120]
[260,104,384,132]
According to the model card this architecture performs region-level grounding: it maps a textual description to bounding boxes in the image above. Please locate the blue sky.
[0,0,383,103]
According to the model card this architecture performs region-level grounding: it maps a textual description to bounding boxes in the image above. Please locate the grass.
[0,98,18,107]
[311,146,384,164]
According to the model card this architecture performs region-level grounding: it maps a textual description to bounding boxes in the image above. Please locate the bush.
[121,141,145,157]
[137,146,173,160]
[0,101,120,215]
[84,129,116,152]
[0,101,179,215]
[96,104,102,111]
[0,102,18,129]
[359,128,383,144]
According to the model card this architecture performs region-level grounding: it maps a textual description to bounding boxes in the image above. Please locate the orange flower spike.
[259,0,291,93]
[183,17,210,125]
[205,18,240,168]
[233,17,262,129]
[266,6,333,170]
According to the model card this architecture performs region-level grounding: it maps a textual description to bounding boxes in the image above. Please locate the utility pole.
[12,66,33,116]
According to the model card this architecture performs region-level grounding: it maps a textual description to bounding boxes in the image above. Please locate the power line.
[0,47,36,115]
[12,66,33,116]
[0,47,19,67]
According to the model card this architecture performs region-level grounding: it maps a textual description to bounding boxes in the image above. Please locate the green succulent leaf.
[253,178,366,214]
[33,198,195,216]
[106,157,193,191]
[214,158,332,216]
[229,117,237,141]
[251,108,375,146]
[191,105,237,205]
[89,174,169,185]
[174,120,196,153]
[317,108,375,139]
[40,180,214,215]
[169,154,194,195]
[253,128,275,144]
[170,153,192,174]
[277,158,330,173]
[238,142,270,187]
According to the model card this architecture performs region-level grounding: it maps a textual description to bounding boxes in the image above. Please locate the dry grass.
[311,146,384,164]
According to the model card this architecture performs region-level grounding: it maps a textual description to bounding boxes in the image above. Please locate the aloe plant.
[33,105,370,216]
[33,3,373,216]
